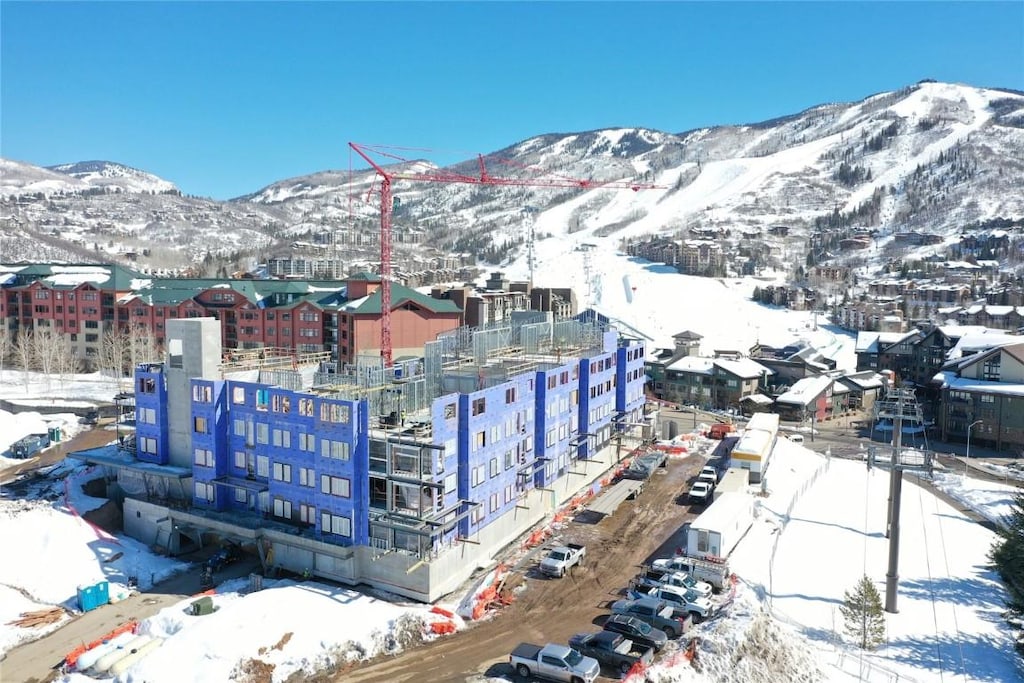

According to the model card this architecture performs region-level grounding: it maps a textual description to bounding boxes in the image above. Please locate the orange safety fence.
[624,660,648,682]
[64,619,139,669]
[430,605,455,619]
[429,619,457,635]
[191,588,216,598]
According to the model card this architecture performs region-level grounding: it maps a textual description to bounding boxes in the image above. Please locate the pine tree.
[989,490,1024,657]
[840,575,886,650]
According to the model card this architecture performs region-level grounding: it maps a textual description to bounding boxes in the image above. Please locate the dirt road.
[339,455,706,683]
[0,560,258,683]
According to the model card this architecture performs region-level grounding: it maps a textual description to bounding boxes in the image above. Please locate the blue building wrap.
[578,349,618,459]
[134,366,169,465]
[616,341,648,423]
[188,379,368,547]
[534,361,581,489]
[456,372,536,538]
[190,379,229,510]
[141,336,648,553]
[429,395,462,543]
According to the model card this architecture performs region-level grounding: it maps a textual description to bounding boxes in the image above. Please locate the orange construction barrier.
[430,619,457,634]
[430,605,455,619]
[64,619,138,668]
[624,660,648,681]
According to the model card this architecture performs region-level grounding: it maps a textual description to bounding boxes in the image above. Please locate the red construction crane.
[348,141,665,366]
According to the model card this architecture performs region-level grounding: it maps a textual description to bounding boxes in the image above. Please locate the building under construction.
[74,316,648,601]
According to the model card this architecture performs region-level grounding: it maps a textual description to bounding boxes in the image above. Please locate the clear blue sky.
[2,2,1022,199]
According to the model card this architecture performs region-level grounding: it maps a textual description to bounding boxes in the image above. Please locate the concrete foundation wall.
[124,498,175,552]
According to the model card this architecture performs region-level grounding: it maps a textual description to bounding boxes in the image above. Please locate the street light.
[965,420,982,478]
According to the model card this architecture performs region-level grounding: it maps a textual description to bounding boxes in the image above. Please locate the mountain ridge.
[1,80,1022,275]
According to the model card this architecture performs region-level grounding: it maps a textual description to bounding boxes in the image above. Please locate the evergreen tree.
[840,575,886,650]
[989,490,1024,657]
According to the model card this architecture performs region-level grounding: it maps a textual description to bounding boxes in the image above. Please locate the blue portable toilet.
[94,580,110,607]
[77,580,111,612]
[77,584,99,612]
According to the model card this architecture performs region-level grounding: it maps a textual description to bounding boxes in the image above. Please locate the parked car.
[509,643,600,683]
[698,465,720,484]
[687,481,713,505]
[568,631,654,675]
[788,433,805,443]
[206,543,241,571]
[635,585,714,622]
[610,598,691,638]
[650,554,732,592]
[539,543,586,578]
[634,567,713,598]
[602,613,669,652]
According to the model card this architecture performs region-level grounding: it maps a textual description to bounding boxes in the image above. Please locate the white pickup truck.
[540,543,586,578]
[630,584,714,622]
[651,554,731,592]
[509,643,600,683]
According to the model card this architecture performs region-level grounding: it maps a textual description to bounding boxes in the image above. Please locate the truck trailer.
[686,491,755,561]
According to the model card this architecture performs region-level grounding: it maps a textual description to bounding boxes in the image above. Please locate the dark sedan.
[602,613,669,652]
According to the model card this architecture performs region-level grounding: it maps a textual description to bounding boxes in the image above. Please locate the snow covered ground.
[504,242,857,371]
[613,439,1022,683]
[66,579,462,683]
[0,314,1017,681]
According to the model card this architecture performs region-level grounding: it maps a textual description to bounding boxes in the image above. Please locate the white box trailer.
[730,413,779,483]
[686,492,755,561]
[715,467,750,497]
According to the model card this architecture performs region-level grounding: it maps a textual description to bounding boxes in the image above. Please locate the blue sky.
[2,2,1022,199]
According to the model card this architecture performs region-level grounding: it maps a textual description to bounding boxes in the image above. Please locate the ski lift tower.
[867,386,933,613]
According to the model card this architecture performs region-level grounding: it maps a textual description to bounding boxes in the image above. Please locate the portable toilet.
[94,580,110,607]
[48,425,62,443]
[77,584,100,613]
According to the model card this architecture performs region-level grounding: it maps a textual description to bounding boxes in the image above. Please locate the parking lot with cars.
[341,448,720,683]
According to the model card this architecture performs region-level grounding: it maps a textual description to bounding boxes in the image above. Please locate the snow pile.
[0,496,187,615]
[83,580,457,683]
[932,471,1021,527]
[0,584,73,656]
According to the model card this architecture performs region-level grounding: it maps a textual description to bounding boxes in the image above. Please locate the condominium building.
[75,316,648,601]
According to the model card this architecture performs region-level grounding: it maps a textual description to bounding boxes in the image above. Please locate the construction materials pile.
[6,606,66,628]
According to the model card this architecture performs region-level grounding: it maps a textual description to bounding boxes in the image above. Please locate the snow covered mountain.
[1,81,1022,273]
[46,160,179,195]
[0,159,92,198]
[240,81,1024,262]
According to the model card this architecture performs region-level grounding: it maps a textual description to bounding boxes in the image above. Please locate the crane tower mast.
[348,142,663,366]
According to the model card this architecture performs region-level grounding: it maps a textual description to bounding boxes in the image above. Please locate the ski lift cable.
[916,478,946,682]
[929,474,969,682]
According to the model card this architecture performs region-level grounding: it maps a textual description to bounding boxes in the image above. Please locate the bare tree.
[14,328,34,392]
[0,326,11,382]
[128,324,161,369]
[52,332,79,391]
[31,326,61,394]
[99,326,131,391]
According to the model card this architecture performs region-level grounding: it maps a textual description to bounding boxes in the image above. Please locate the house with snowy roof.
[773,375,835,423]
[855,330,922,380]
[654,354,773,410]
[935,341,1024,452]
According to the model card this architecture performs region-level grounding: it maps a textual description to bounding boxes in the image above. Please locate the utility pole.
[870,387,931,614]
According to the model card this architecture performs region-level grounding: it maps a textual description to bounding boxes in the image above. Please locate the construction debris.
[6,606,66,628]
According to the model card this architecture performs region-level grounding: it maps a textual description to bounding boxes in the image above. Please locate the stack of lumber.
[6,606,66,628]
